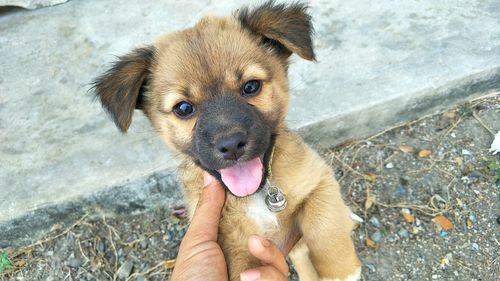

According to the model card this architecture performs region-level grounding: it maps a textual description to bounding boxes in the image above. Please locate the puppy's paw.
[319,267,361,281]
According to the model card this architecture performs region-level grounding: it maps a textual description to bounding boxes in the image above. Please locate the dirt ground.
[1,95,499,281]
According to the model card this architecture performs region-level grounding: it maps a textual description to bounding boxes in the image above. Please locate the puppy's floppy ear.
[238,0,315,61]
[92,46,155,133]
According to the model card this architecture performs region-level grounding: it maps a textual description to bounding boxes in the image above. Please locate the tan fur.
[289,240,318,281]
[144,17,290,155]
[181,130,360,280]
[93,3,360,280]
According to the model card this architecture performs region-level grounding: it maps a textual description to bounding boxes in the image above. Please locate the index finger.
[184,174,226,242]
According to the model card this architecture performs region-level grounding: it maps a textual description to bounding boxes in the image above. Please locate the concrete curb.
[300,66,500,146]
[0,170,182,248]
[2,67,498,247]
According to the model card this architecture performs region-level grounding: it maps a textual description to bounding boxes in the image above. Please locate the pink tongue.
[219,158,263,197]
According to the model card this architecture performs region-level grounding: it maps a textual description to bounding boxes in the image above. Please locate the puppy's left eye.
[241,80,262,96]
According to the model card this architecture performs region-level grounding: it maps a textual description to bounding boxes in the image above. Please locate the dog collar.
[264,146,287,212]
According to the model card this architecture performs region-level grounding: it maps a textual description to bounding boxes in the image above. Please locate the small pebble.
[388,235,399,243]
[140,238,148,249]
[350,213,364,223]
[468,213,477,223]
[468,171,482,178]
[401,208,411,215]
[439,230,448,237]
[369,217,381,228]
[471,243,479,251]
[397,184,406,195]
[451,132,456,138]
[117,260,134,280]
[65,257,83,268]
[386,162,394,169]
[410,226,420,235]
[462,149,472,156]
[165,231,173,241]
[371,231,382,242]
[140,262,149,271]
[398,228,409,238]
[97,240,105,255]
[366,263,376,272]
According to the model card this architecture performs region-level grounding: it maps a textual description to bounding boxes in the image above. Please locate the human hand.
[170,173,227,281]
[170,173,299,281]
[240,235,289,281]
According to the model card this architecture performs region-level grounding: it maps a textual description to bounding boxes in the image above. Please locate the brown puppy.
[93,1,361,280]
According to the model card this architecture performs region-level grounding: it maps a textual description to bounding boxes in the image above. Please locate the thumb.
[247,235,288,275]
[184,173,226,242]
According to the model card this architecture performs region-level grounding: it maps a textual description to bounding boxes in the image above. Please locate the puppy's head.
[93,1,315,197]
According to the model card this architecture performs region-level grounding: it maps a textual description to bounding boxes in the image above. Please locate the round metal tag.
[265,191,287,212]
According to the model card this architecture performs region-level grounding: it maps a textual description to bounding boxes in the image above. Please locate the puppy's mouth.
[195,133,275,198]
[218,157,263,197]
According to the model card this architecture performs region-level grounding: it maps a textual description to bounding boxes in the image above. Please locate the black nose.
[216,132,247,160]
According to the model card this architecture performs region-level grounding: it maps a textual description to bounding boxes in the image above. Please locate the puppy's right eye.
[173,101,196,118]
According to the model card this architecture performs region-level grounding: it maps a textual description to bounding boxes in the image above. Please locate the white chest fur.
[246,191,280,234]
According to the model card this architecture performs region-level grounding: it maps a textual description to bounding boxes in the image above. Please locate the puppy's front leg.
[218,199,267,281]
[219,229,261,281]
[298,175,361,281]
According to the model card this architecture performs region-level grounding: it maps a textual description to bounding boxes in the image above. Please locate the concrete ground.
[0,0,499,246]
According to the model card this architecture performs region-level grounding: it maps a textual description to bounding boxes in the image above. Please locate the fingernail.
[203,173,213,187]
[240,269,260,281]
[259,236,271,247]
